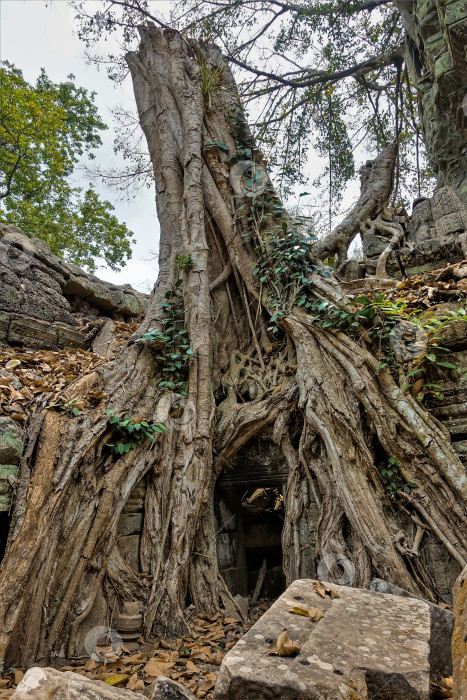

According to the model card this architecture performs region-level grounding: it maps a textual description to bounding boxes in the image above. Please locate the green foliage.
[136,274,195,395]
[197,52,224,109]
[73,1,436,208]
[175,253,195,271]
[239,167,331,332]
[171,0,430,202]
[0,61,135,272]
[380,457,418,499]
[106,409,167,455]
[49,396,83,417]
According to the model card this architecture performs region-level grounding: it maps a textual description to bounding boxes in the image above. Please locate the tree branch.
[229,44,404,93]
[312,142,397,260]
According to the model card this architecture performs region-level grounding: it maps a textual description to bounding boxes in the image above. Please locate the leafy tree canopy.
[0,61,135,272]
[73,0,434,216]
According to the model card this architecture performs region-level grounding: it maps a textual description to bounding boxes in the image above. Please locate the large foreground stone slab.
[11,668,197,700]
[214,579,445,700]
[11,667,137,699]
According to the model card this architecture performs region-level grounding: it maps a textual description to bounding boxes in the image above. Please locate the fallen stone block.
[144,676,197,699]
[0,464,20,512]
[0,312,10,341]
[8,314,58,349]
[370,577,454,683]
[55,322,87,349]
[214,578,451,700]
[11,667,137,699]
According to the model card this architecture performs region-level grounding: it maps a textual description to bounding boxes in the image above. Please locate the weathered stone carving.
[363,186,467,277]
[0,224,147,351]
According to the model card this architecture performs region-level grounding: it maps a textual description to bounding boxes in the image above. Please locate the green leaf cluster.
[175,253,195,271]
[380,457,418,499]
[136,276,195,395]
[48,396,82,417]
[0,61,135,272]
[197,52,224,109]
[106,409,167,455]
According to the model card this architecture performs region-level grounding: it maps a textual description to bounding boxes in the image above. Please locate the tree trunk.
[0,23,466,667]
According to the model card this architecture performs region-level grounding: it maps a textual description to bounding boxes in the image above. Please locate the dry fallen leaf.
[5,360,21,370]
[144,659,174,677]
[288,606,324,622]
[12,671,23,686]
[312,581,327,598]
[104,674,130,686]
[312,580,340,599]
[267,629,300,657]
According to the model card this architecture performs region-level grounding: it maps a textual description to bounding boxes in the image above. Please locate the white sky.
[0,0,161,292]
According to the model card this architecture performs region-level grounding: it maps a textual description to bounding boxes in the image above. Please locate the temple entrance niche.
[215,435,287,600]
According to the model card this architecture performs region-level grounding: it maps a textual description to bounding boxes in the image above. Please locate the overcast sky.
[1,0,161,292]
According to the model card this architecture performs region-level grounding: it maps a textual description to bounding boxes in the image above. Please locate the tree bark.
[0,23,465,668]
[452,564,467,700]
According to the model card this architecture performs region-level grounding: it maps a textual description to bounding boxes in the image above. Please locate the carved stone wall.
[0,224,147,351]
[363,186,467,276]
[397,0,467,199]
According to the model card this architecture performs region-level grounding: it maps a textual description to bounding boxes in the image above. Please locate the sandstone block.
[11,667,137,699]
[144,676,197,699]
[0,464,19,505]
[8,314,58,349]
[0,312,10,341]
[117,512,143,536]
[213,579,450,700]
[55,322,87,349]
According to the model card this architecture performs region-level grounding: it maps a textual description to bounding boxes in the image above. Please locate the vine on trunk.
[0,26,465,668]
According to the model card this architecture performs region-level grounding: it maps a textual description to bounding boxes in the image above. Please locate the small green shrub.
[49,396,83,416]
[380,457,418,498]
[175,253,195,271]
[106,410,167,455]
[198,53,224,108]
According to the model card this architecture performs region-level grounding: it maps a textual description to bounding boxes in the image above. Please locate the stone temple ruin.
[0,178,467,684]
[1,180,467,611]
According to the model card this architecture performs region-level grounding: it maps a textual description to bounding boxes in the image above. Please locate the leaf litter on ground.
[0,603,272,699]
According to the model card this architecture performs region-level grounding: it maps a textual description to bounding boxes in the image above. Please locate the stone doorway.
[215,436,288,600]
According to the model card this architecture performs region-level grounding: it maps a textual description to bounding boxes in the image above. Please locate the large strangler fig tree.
[0,22,465,667]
